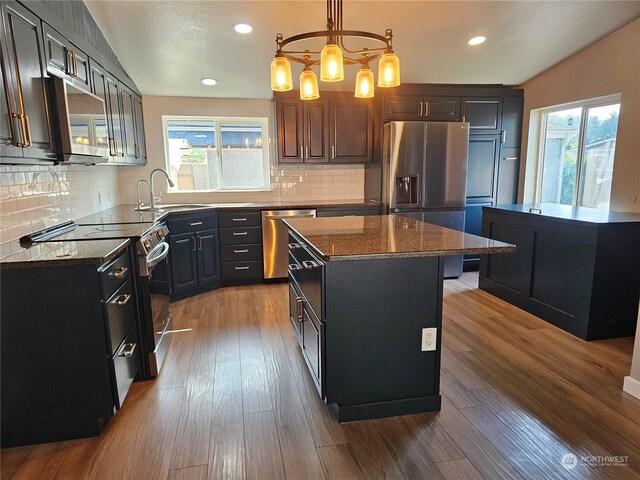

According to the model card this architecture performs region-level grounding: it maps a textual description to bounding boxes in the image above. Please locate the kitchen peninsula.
[284,215,514,422]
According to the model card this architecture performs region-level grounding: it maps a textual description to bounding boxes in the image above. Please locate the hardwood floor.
[3,273,639,480]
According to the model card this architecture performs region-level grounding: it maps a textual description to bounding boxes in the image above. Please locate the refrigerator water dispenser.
[395,175,419,205]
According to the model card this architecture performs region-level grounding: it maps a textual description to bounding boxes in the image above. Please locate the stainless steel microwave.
[49,77,109,164]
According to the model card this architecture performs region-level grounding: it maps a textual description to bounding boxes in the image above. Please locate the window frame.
[162,115,271,192]
[534,94,621,207]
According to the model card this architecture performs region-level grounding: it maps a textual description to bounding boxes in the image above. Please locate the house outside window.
[163,116,270,192]
[535,95,620,209]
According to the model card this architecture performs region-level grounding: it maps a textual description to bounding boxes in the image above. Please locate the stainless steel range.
[136,224,172,378]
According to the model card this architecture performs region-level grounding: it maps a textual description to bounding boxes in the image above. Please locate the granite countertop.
[0,239,130,268]
[75,200,380,225]
[486,203,640,224]
[284,215,515,261]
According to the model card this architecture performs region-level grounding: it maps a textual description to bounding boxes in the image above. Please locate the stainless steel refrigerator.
[382,121,469,278]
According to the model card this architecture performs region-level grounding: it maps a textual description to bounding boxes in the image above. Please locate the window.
[163,116,270,192]
[536,96,620,209]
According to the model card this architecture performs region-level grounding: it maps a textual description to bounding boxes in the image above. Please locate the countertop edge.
[483,204,640,225]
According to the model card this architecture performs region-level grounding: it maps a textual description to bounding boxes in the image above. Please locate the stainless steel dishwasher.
[262,209,316,279]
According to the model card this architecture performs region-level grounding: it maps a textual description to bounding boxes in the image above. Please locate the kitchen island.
[284,215,514,422]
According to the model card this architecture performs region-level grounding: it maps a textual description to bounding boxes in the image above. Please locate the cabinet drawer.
[222,261,263,280]
[100,250,131,299]
[111,326,139,409]
[221,244,263,262]
[105,278,136,355]
[218,211,261,228]
[220,226,262,245]
[168,213,218,234]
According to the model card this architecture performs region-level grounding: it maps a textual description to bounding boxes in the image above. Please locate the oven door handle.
[146,241,170,270]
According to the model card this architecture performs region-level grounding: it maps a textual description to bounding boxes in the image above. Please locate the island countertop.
[284,215,515,261]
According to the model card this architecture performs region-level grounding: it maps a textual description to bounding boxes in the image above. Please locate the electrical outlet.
[421,328,437,351]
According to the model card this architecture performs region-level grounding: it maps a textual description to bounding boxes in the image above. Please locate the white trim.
[623,375,640,400]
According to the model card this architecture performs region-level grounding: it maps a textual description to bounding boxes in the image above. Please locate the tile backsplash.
[0,164,119,249]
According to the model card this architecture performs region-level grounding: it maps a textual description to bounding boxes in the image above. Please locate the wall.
[117,96,365,206]
[519,18,640,213]
[0,164,119,257]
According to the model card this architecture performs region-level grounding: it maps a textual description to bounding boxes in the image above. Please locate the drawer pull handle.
[288,263,301,271]
[302,260,318,270]
[234,249,249,253]
[113,294,131,306]
[233,232,248,236]
[110,266,128,277]
[118,342,137,358]
[232,217,247,222]
[235,266,250,270]
[529,208,543,215]
[503,157,518,161]
[288,243,301,250]
[189,221,203,226]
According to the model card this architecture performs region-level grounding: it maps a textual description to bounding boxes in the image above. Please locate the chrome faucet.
[150,168,175,209]
[136,179,151,209]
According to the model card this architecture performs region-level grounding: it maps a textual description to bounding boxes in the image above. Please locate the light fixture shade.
[377,52,400,87]
[299,67,319,100]
[354,66,374,98]
[271,56,293,91]
[320,44,344,82]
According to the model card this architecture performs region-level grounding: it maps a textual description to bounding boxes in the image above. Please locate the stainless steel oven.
[136,224,172,378]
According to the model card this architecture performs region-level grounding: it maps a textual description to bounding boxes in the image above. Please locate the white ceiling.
[84,1,640,98]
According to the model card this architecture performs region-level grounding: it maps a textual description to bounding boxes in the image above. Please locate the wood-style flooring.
[2,272,639,480]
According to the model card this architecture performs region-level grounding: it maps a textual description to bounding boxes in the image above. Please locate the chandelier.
[270,0,400,100]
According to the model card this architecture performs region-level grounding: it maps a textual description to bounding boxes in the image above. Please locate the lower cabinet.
[0,247,141,447]
[168,213,221,300]
[219,210,263,285]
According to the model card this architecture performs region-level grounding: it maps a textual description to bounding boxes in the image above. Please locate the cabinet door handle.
[233,231,248,236]
[234,249,249,253]
[501,130,506,144]
[305,145,309,159]
[112,294,131,306]
[235,266,250,270]
[232,217,247,222]
[198,236,203,250]
[302,260,318,270]
[192,236,197,252]
[296,296,304,322]
[109,266,128,277]
[300,145,304,159]
[118,342,137,358]
[419,101,424,116]
[10,113,26,147]
[108,137,116,155]
[73,51,79,77]
[504,157,518,161]
[331,145,335,159]
[65,49,73,75]
[189,221,203,226]
[22,115,31,147]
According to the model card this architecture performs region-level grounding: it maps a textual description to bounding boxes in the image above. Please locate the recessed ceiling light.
[467,36,486,46]
[233,23,253,34]
[200,78,218,86]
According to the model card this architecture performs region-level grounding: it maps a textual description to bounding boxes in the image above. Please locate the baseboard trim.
[623,375,640,400]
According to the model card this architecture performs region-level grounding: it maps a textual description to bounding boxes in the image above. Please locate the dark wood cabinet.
[466,135,500,203]
[275,93,373,164]
[480,206,640,340]
[132,95,146,162]
[1,247,141,446]
[42,22,90,90]
[169,232,199,294]
[89,61,126,162]
[118,84,145,165]
[0,1,56,162]
[500,96,524,149]
[219,210,263,285]
[168,212,221,299]
[496,148,520,205]
[330,100,373,163]
[462,97,502,134]
[384,95,460,121]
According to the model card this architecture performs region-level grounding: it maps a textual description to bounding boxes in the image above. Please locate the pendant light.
[270,53,293,91]
[377,50,401,88]
[354,62,374,98]
[299,65,320,100]
[320,43,344,82]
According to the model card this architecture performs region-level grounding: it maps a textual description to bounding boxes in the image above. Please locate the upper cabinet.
[461,97,502,134]
[275,93,373,164]
[384,96,460,122]
[0,0,146,166]
[0,1,56,162]
[42,23,90,90]
[500,96,524,149]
